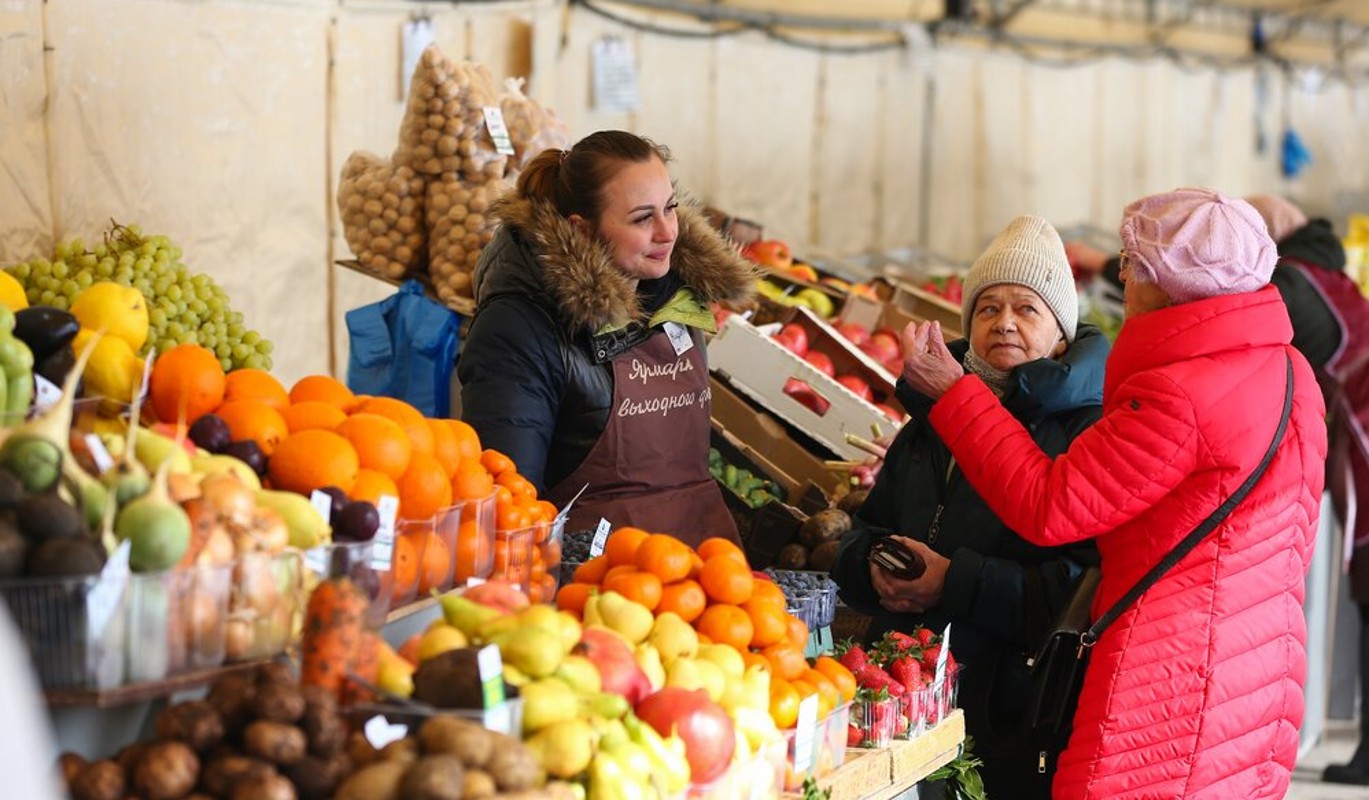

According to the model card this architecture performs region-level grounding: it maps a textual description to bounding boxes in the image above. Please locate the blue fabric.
[345,280,461,417]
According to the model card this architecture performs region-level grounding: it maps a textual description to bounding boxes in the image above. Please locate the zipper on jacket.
[927,457,956,545]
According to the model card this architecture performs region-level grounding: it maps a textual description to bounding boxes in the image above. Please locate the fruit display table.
[792,709,965,800]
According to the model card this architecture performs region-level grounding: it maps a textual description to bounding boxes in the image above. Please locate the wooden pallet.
[784,709,964,800]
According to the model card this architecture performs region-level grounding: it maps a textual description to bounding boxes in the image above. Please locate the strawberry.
[916,627,935,647]
[846,723,864,747]
[886,631,918,652]
[856,664,906,697]
[889,655,922,691]
[920,643,943,672]
[838,644,870,673]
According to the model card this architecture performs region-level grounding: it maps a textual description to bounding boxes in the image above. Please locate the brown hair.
[515,130,672,222]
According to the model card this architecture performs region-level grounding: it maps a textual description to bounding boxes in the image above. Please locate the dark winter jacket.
[456,194,755,493]
[830,325,1108,752]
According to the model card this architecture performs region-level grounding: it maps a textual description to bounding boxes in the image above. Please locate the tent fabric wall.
[1,0,1367,386]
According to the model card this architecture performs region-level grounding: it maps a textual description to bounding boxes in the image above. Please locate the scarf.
[963,348,1011,398]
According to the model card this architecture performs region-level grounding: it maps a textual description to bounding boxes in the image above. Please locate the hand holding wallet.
[869,537,927,580]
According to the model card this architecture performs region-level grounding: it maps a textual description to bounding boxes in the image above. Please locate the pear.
[474,612,523,644]
[580,691,629,721]
[664,657,704,692]
[693,657,726,703]
[416,624,468,663]
[526,718,595,779]
[554,654,602,695]
[376,655,415,699]
[648,612,698,664]
[595,590,654,645]
[493,626,565,678]
[697,643,746,678]
[515,603,562,631]
[441,594,505,638]
[520,678,581,734]
[554,611,582,655]
[634,643,665,692]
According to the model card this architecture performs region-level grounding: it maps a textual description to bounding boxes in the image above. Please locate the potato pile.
[775,505,856,571]
[338,153,427,281]
[337,44,569,308]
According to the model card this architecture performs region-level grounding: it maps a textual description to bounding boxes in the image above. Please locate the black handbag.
[1023,354,1294,774]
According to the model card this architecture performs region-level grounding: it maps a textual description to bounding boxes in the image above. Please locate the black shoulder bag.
[1024,355,1294,774]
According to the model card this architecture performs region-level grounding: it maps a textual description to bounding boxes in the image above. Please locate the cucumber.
[723,464,737,486]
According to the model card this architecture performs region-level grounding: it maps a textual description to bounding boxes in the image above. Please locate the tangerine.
[696,537,747,565]
[215,400,289,457]
[222,368,289,411]
[397,451,453,521]
[603,570,662,611]
[813,656,858,703]
[496,470,537,501]
[480,449,516,476]
[802,668,840,718]
[699,556,754,605]
[267,429,360,495]
[391,532,421,598]
[454,517,490,582]
[604,527,650,568]
[495,497,532,532]
[149,344,226,425]
[573,556,611,585]
[744,597,789,649]
[451,461,495,501]
[351,469,400,505]
[335,413,412,480]
[280,400,347,433]
[417,531,452,594]
[635,534,694,583]
[762,643,808,681]
[694,603,754,651]
[657,579,707,623]
[356,396,433,454]
[288,374,356,409]
[447,419,482,461]
[749,578,788,610]
[784,614,809,650]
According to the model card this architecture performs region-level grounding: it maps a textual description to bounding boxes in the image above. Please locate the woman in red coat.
[900,188,1328,799]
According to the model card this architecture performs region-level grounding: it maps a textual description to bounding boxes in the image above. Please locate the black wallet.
[869,538,926,580]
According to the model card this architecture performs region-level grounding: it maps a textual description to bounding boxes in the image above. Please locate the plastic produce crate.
[0,574,125,691]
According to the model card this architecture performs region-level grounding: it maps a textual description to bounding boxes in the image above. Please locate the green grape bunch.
[4,221,274,372]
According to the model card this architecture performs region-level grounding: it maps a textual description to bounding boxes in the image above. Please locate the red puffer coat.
[928,286,1327,799]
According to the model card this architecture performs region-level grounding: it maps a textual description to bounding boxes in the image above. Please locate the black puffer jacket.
[830,326,1107,765]
[1268,219,1347,371]
[456,195,754,493]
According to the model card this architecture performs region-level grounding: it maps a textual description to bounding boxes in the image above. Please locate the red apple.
[634,688,737,784]
[574,627,652,706]
[835,321,871,346]
[774,323,809,357]
[860,335,901,367]
[741,239,794,271]
[783,378,831,416]
[803,350,836,378]
[835,374,873,402]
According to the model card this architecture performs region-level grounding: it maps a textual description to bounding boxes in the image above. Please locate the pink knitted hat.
[1119,187,1277,305]
[1245,194,1309,243]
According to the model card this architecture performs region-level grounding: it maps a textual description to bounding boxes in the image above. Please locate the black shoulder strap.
[1081,354,1295,648]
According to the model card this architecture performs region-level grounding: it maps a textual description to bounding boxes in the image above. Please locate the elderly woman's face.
[968,285,1066,370]
[1119,252,1171,318]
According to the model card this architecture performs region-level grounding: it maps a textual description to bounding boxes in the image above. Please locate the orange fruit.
[603,570,662,611]
[741,650,771,674]
[762,643,808,681]
[496,471,537,501]
[573,556,611,585]
[802,668,840,718]
[750,578,788,610]
[267,429,360,495]
[351,469,399,505]
[280,400,347,434]
[427,419,462,476]
[454,518,488,582]
[417,531,451,594]
[222,368,289,411]
[481,449,516,476]
[744,597,789,649]
[289,374,355,409]
[657,579,707,623]
[447,419,482,461]
[495,497,532,532]
[532,500,558,524]
[694,603,754,651]
[397,451,453,521]
[334,413,412,480]
[784,614,809,651]
[556,583,595,615]
[391,531,421,598]
[356,396,433,454]
[699,556,754,605]
[451,461,495,501]
[769,679,801,729]
[215,400,289,457]
[813,656,858,703]
[696,537,747,565]
[149,344,226,425]
[635,534,694,583]
[602,564,638,584]
[604,527,650,568]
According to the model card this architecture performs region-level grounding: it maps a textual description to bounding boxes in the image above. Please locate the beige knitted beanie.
[961,215,1078,342]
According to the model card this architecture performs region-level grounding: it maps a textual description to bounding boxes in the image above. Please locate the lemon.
[71,282,149,351]
[0,272,28,311]
[74,329,145,403]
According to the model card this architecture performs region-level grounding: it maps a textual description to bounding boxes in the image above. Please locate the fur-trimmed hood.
[473,193,757,333]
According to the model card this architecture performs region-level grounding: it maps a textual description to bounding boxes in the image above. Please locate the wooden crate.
[788,747,893,800]
[889,709,966,786]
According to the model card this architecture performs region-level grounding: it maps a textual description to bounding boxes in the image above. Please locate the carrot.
[299,578,368,700]
[341,630,383,706]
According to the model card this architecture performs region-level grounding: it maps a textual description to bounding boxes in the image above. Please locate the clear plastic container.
[530,517,562,604]
[226,550,303,661]
[491,526,536,596]
[851,695,899,749]
[304,540,395,629]
[388,519,433,609]
[781,701,850,791]
[0,573,126,691]
[900,664,963,739]
[125,562,233,683]
[396,516,453,597]
[439,492,495,586]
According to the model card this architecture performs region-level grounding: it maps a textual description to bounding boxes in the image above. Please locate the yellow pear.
[515,603,563,631]
[634,642,665,692]
[553,654,602,695]
[693,658,726,703]
[648,612,698,664]
[520,678,581,734]
[664,657,703,692]
[595,590,654,645]
[440,594,506,638]
[474,611,523,644]
[417,624,468,663]
[526,718,596,779]
[554,611,582,655]
[697,643,746,678]
[493,626,565,678]
[376,656,415,699]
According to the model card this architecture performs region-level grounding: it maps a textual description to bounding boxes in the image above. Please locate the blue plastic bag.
[346,280,461,417]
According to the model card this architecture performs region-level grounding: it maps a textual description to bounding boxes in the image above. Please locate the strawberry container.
[850,695,899,749]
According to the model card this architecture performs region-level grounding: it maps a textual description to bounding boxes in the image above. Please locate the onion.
[200,473,255,528]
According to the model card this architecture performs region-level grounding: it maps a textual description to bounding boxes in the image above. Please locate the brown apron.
[547,325,739,549]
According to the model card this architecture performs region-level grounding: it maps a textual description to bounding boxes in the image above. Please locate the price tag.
[370,495,399,571]
[792,693,820,773]
[86,540,131,633]
[84,434,114,475]
[662,321,694,356]
[589,518,612,557]
[482,106,516,156]
[465,576,486,588]
[33,374,60,414]
[551,483,589,545]
[310,490,335,526]
[363,715,409,750]
[304,547,329,577]
[484,701,514,735]
[478,644,506,708]
[935,623,952,687]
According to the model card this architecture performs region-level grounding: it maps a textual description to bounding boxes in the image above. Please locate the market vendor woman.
[457,130,755,546]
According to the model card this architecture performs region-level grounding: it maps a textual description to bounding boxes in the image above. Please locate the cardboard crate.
[709,375,846,498]
[708,314,900,462]
[840,278,962,342]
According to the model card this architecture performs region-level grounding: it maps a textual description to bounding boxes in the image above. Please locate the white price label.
[376,495,399,539]
[32,374,60,413]
[478,644,506,708]
[86,540,131,632]
[84,434,114,475]
[370,532,394,571]
[662,321,694,356]
[465,576,486,588]
[793,693,820,773]
[363,715,409,749]
[482,106,516,156]
[310,490,335,526]
[304,547,329,577]
[589,518,612,557]
[551,483,588,545]
[935,623,952,686]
